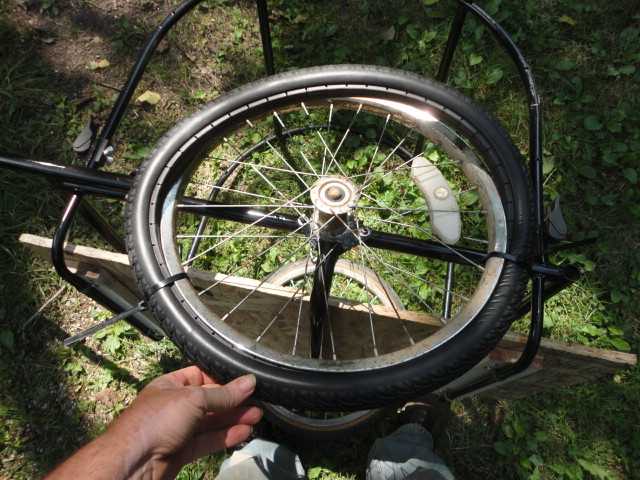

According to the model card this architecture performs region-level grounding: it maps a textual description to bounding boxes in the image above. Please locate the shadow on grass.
[0,2,267,476]
[2,0,639,478]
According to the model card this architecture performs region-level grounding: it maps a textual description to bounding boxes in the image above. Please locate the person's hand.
[46,366,262,480]
[116,365,262,477]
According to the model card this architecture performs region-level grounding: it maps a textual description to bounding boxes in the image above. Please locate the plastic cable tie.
[146,272,189,297]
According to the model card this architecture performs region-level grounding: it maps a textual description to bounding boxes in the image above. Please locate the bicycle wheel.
[126,65,533,410]
[262,259,400,438]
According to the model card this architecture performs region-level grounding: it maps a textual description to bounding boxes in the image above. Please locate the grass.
[1,0,639,478]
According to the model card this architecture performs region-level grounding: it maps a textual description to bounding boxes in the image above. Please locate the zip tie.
[145,272,189,297]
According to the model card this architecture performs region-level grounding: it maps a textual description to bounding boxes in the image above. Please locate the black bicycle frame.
[0,0,586,395]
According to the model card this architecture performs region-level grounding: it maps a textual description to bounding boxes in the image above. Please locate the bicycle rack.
[0,0,593,399]
[249,0,593,398]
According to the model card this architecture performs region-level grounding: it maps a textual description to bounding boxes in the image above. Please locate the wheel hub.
[309,176,361,241]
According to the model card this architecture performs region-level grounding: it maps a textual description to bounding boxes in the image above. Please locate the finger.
[201,374,256,411]
[165,365,221,387]
[195,406,263,434]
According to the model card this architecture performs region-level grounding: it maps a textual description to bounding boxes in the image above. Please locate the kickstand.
[64,301,147,346]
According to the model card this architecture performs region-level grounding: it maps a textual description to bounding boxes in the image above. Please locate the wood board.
[21,233,637,400]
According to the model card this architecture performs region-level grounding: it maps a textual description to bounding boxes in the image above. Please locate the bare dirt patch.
[5,0,176,97]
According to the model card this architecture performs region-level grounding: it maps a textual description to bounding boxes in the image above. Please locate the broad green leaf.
[484,0,502,16]
[583,115,603,131]
[406,24,420,40]
[559,14,576,25]
[534,431,548,442]
[493,441,511,455]
[308,467,333,479]
[608,325,624,336]
[609,337,631,351]
[103,335,121,354]
[324,25,338,37]
[581,324,604,337]
[602,151,618,165]
[623,168,638,184]
[610,288,625,303]
[619,64,636,75]
[469,53,483,66]
[556,60,575,71]
[485,68,503,85]
[578,165,597,179]
[380,25,395,41]
[513,417,526,437]
[0,330,14,350]
[577,458,611,479]
[607,65,619,77]
[543,312,556,328]
[607,122,622,132]
[529,455,544,467]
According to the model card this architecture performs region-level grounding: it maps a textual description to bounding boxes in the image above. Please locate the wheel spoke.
[196,218,313,298]
[359,191,486,271]
[149,78,511,376]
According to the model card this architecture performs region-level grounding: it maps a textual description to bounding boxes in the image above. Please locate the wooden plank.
[20,234,163,336]
[20,234,138,295]
[21,234,637,399]
[438,350,544,399]
[67,262,165,336]
[21,234,440,359]
[187,269,439,358]
[472,332,637,399]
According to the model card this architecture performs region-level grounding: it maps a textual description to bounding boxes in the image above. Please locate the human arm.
[46,366,262,480]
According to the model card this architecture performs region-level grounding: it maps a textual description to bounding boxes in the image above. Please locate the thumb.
[202,374,256,412]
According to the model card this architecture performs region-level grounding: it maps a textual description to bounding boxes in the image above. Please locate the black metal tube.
[444,274,545,400]
[503,273,545,378]
[460,1,546,260]
[256,0,276,76]
[514,265,581,320]
[0,154,133,193]
[366,230,487,266]
[433,1,553,399]
[51,194,92,293]
[308,242,341,358]
[46,0,206,340]
[87,0,206,169]
[179,198,491,266]
[531,262,581,282]
[179,198,302,232]
[437,2,468,82]
[61,183,128,200]
[51,193,160,338]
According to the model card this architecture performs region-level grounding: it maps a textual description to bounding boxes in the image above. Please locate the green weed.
[1,0,639,478]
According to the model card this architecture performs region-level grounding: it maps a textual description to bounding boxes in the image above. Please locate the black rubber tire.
[261,403,389,440]
[126,65,534,410]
